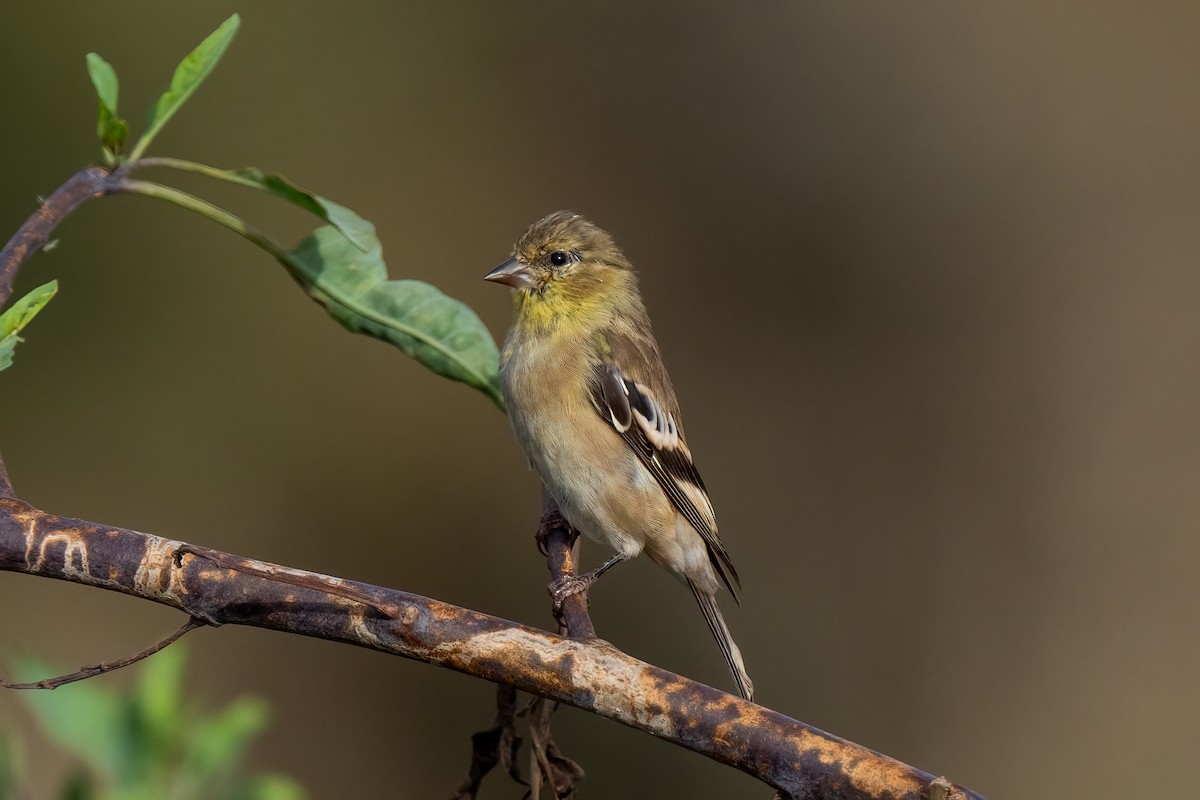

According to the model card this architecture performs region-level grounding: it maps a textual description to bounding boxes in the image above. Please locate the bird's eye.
[549,251,569,267]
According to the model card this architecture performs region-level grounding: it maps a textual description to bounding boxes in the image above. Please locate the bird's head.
[485,211,637,327]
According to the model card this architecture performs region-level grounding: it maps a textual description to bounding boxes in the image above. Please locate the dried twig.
[525,695,584,800]
[0,617,206,690]
[449,685,526,800]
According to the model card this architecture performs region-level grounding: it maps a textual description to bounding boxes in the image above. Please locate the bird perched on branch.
[485,211,753,701]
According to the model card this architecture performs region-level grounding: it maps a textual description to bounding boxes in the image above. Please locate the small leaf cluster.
[85,14,240,166]
[3,13,503,407]
[2,646,305,800]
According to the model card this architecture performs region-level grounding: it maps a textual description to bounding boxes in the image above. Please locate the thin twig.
[526,695,584,800]
[0,167,114,307]
[0,617,206,690]
[448,685,526,800]
[539,489,595,640]
[0,170,106,500]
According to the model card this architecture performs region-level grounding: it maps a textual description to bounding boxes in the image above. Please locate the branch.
[0,492,984,800]
[538,488,594,640]
[0,167,114,307]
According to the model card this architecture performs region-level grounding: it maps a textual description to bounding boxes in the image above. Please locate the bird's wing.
[589,331,741,597]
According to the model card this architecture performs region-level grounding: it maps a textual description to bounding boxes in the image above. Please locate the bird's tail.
[688,580,754,701]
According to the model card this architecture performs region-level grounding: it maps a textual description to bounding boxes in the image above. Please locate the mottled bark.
[0,494,982,800]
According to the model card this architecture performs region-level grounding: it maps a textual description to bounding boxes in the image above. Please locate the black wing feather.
[590,363,741,597]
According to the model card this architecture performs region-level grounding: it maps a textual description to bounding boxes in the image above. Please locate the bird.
[484,210,753,701]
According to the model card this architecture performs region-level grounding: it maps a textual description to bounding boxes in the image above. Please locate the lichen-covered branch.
[0,493,983,800]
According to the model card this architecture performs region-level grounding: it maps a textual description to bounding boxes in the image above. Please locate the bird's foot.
[535,510,572,557]
[548,572,597,611]
[549,551,627,614]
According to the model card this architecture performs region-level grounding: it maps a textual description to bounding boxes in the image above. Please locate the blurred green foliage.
[1,646,305,800]
[0,733,22,799]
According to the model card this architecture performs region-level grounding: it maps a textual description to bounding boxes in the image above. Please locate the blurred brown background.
[2,1,1198,797]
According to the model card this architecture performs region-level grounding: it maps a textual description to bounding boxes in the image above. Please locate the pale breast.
[500,331,672,557]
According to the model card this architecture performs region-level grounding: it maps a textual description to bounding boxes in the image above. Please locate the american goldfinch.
[485,211,753,701]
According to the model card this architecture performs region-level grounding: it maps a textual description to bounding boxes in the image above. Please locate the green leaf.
[226,168,372,252]
[128,13,240,161]
[0,733,25,797]
[183,697,268,782]
[11,657,124,780]
[85,53,127,161]
[0,280,58,372]
[85,53,118,111]
[283,204,502,406]
[131,645,185,756]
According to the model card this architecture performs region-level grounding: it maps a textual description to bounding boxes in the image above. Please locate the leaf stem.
[116,179,289,259]
[134,157,260,187]
[115,179,505,409]
[130,157,369,252]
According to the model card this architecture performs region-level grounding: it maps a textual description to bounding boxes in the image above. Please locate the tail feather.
[688,580,754,701]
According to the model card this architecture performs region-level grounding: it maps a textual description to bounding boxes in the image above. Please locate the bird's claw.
[549,573,595,611]
[535,510,570,556]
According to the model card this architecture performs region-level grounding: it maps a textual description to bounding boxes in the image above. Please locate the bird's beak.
[484,257,537,290]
